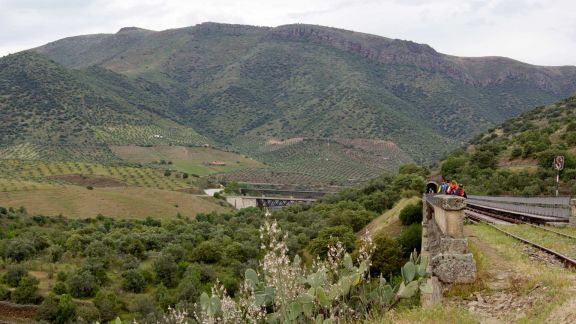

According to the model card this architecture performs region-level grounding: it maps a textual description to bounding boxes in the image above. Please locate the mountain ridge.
[4,21,575,167]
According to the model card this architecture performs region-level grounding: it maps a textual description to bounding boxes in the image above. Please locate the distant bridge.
[225,195,317,209]
[239,187,333,199]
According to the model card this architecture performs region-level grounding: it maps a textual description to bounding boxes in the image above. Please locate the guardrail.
[467,195,571,219]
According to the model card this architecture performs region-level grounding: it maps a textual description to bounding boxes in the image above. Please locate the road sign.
[554,156,564,171]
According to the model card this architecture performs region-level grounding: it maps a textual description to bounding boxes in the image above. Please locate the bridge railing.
[421,194,476,307]
[467,195,571,219]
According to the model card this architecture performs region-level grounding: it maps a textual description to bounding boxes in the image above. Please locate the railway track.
[466,209,576,270]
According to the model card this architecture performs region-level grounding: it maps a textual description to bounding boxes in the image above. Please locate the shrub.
[122,269,147,293]
[52,281,67,295]
[192,240,222,264]
[308,226,356,257]
[370,233,404,277]
[94,290,118,322]
[4,265,28,287]
[4,238,36,262]
[130,295,156,319]
[441,156,467,177]
[84,241,107,258]
[11,275,39,304]
[153,254,179,288]
[397,223,422,255]
[0,284,10,300]
[399,202,423,226]
[510,147,522,160]
[48,244,64,262]
[76,304,101,323]
[36,294,76,324]
[68,271,97,298]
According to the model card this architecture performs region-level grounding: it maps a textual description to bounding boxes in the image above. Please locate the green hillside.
[34,23,576,162]
[439,96,576,195]
[0,52,209,153]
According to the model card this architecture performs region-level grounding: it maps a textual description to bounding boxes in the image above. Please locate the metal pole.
[556,169,560,197]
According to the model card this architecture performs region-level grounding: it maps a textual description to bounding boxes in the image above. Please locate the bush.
[11,275,39,304]
[122,269,147,293]
[370,233,404,277]
[0,284,10,300]
[52,281,67,295]
[510,147,522,160]
[48,244,64,262]
[441,156,467,177]
[4,238,36,262]
[192,240,222,264]
[94,290,118,322]
[76,304,101,323]
[308,226,356,257]
[397,223,422,255]
[153,254,179,288]
[130,295,156,319]
[36,294,76,324]
[399,202,423,225]
[68,271,97,298]
[4,265,28,287]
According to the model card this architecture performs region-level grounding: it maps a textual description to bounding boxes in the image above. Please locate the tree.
[441,156,467,178]
[308,226,356,257]
[397,223,422,255]
[370,233,404,277]
[4,238,36,262]
[130,295,156,319]
[192,240,222,263]
[37,294,77,324]
[11,275,39,304]
[122,269,147,293]
[399,202,423,225]
[68,271,97,298]
[3,265,28,287]
[94,290,118,322]
[153,254,179,288]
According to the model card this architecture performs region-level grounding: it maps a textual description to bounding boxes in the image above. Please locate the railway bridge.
[226,187,336,209]
[420,190,576,307]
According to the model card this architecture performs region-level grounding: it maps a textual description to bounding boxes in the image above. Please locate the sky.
[1,0,575,66]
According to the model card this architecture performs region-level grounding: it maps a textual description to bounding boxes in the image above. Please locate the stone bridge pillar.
[421,194,477,307]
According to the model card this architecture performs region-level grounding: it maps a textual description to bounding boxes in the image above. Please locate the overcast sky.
[1,0,575,66]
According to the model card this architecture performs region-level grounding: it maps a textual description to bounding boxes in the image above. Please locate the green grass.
[494,224,576,259]
[0,186,229,219]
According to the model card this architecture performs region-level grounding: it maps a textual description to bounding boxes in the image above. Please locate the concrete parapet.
[422,194,476,289]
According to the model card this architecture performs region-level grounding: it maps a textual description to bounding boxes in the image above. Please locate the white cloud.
[0,0,574,65]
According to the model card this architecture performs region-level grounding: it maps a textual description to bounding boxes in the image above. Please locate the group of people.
[436,180,467,198]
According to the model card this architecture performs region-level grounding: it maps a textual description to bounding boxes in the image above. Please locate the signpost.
[554,156,564,197]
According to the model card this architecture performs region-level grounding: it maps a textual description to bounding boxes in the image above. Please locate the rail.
[467,195,571,219]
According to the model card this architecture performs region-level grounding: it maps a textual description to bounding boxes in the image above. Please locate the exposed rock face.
[431,253,477,284]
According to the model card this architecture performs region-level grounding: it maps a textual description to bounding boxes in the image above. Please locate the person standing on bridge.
[456,183,467,198]
[439,180,449,193]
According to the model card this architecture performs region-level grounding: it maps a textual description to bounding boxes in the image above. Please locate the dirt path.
[445,224,576,323]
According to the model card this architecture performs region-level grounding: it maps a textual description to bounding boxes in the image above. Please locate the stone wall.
[421,194,477,307]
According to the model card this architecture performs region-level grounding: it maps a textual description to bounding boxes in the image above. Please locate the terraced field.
[0,159,229,219]
[224,137,413,185]
[0,142,120,163]
[0,160,194,191]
